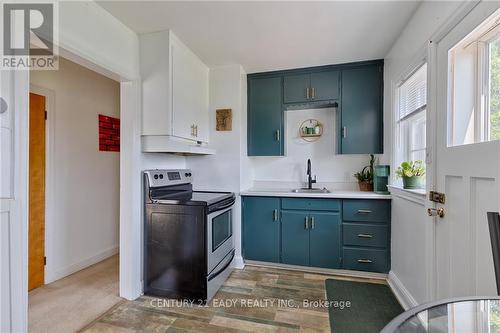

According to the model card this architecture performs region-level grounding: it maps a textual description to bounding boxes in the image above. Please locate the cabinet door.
[281,211,310,266]
[242,197,280,263]
[340,65,383,154]
[283,74,310,104]
[310,71,339,102]
[248,77,283,156]
[171,43,209,143]
[309,212,341,269]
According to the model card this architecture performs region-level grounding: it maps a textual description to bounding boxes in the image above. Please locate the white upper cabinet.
[140,30,211,152]
[171,40,209,143]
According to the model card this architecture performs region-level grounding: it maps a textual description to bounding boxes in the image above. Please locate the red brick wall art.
[99,114,120,152]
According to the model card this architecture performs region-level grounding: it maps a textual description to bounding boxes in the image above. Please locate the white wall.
[384,1,465,307]
[30,57,120,282]
[187,64,246,267]
[249,108,372,189]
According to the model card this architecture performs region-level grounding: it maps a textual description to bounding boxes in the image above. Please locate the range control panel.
[144,169,192,187]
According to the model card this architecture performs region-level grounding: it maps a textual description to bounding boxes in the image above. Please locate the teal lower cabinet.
[309,212,341,269]
[342,247,389,273]
[242,196,390,273]
[242,197,280,263]
[281,211,310,266]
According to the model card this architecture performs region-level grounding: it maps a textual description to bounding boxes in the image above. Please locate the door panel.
[309,212,340,269]
[242,197,280,262]
[281,211,309,266]
[248,77,283,156]
[28,93,45,291]
[340,65,383,154]
[283,74,310,104]
[433,2,500,299]
[310,71,339,102]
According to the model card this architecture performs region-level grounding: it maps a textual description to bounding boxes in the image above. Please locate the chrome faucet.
[306,159,317,189]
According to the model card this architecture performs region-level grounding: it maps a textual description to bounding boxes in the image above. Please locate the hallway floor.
[29,255,121,333]
[82,265,386,333]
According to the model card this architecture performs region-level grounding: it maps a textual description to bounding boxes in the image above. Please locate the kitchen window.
[448,11,500,146]
[394,63,427,174]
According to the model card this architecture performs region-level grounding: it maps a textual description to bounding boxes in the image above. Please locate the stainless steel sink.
[291,188,330,193]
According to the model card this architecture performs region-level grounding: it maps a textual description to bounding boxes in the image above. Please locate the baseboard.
[244,260,388,280]
[233,255,245,269]
[387,270,418,310]
[46,246,119,283]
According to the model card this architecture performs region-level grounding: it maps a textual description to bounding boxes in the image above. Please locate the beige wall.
[30,57,120,282]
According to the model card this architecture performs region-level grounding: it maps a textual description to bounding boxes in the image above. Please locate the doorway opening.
[28,56,121,332]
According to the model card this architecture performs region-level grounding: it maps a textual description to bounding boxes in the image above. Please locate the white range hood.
[142,135,215,155]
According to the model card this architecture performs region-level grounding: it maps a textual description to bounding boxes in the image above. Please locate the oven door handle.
[207,249,235,281]
[209,197,236,214]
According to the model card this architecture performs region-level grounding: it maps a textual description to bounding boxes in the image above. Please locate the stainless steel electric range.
[143,169,235,301]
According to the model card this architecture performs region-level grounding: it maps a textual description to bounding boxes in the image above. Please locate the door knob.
[428,207,445,218]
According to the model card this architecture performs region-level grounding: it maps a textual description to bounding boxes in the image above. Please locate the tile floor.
[81,265,386,333]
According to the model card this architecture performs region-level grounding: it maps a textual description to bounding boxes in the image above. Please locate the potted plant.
[354,155,375,192]
[395,160,426,189]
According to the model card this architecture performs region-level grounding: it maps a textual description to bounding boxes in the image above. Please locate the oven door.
[207,202,234,274]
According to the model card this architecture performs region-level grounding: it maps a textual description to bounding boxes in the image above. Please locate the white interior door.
[433,2,500,300]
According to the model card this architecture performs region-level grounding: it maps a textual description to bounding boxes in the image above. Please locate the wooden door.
[432,2,500,299]
[242,197,280,263]
[247,76,283,156]
[281,211,310,266]
[28,93,45,291]
[340,65,383,154]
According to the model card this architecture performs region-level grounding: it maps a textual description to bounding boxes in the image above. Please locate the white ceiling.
[98,1,420,73]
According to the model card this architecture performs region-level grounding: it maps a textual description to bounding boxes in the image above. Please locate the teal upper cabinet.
[283,74,310,104]
[283,70,339,104]
[247,60,383,156]
[310,71,340,102]
[247,76,283,156]
[242,197,280,263]
[340,64,383,154]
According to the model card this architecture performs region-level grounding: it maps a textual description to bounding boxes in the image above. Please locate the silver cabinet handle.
[310,216,315,229]
[357,234,373,238]
[311,87,316,99]
[273,209,278,221]
[357,259,373,264]
[342,126,347,138]
[357,209,372,214]
[306,87,310,99]
[275,129,280,142]
[304,216,309,229]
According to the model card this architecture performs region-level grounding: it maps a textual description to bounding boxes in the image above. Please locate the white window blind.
[394,63,427,177]
[397,64,427,120]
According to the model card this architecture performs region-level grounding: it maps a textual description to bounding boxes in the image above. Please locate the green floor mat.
[325,279,404,333]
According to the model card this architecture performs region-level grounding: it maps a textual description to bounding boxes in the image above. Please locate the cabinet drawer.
[282,198,340,211]
[343,247,388,273]
[342,200,390,223]
[343,223,388,248]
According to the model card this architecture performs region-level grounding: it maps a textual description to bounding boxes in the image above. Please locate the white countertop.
[240,188,391,199]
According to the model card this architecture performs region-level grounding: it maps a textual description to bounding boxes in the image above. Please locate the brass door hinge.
[429,191,445,204]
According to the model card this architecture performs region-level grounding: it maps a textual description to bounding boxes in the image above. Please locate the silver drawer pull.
[357,259,373,264]
[273,209,278,221]
[357,234,373,238]
[304,216,309,229]
[357,209,372,214]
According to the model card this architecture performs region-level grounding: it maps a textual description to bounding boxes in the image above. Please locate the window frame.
[394,62,428,182]
[448,17,500,146]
